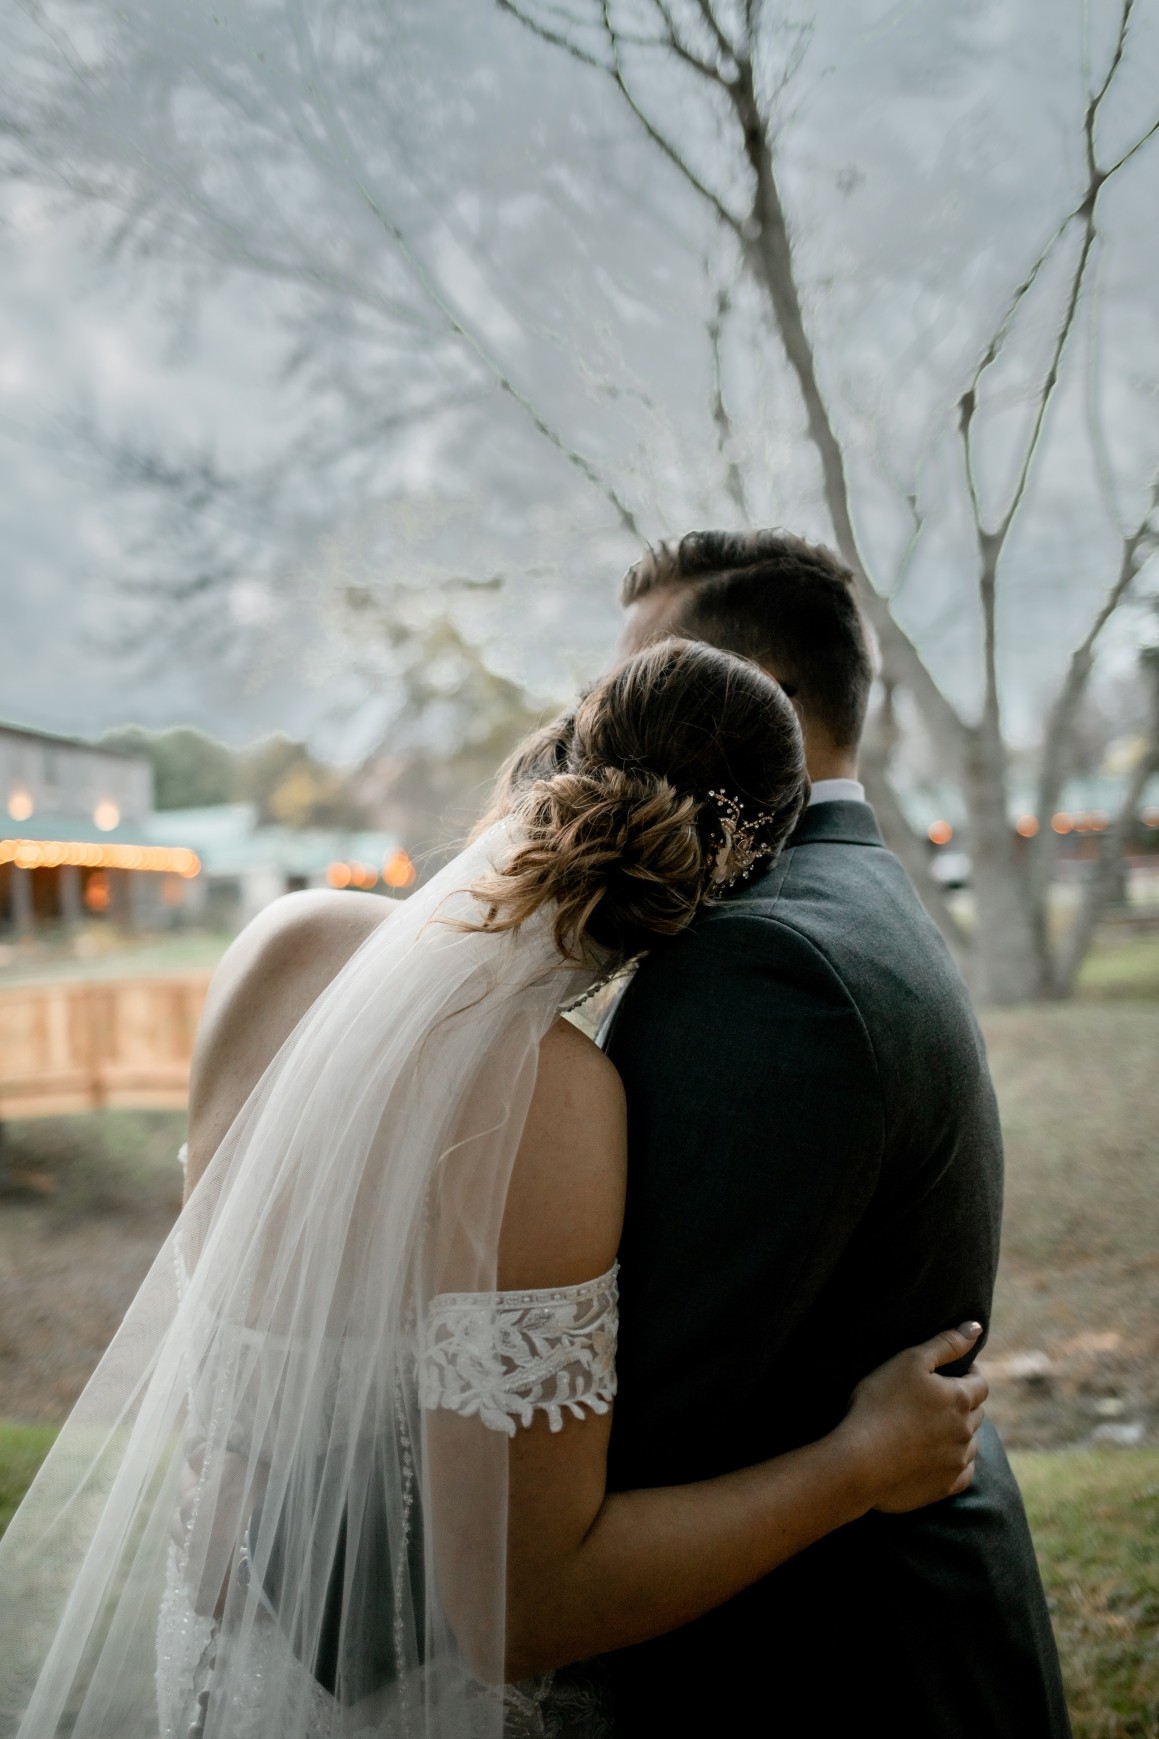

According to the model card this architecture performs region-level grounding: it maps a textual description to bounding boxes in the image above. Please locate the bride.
[0,638,986,1739]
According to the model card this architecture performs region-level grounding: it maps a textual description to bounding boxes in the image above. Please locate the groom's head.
[617,529,872,780]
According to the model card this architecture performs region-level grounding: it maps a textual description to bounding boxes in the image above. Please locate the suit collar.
[787,799,884,850]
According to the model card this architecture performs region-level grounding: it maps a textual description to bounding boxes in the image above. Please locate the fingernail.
[965,1322,982,1336]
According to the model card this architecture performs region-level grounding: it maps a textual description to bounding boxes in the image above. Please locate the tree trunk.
[963,739,1046,1005]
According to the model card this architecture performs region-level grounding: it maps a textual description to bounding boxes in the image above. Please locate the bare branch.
[496,0,612,72]
[719,56,970,766]
[1100,110,1159,178]
[290,0,645,537]
[962,219,1097,561]
[595,1,744,233]
[954,0,1157,763]
[649,0,735,82]
[707,283,749,519]
[691,0,744,67]
[884,494,928,607]
[1088,0,1133,118]
[1050,650,1159,994]
[960,209,1097,766]
[1031,469,1159,900]
[958,208,1079,442]
[1083,258,1126,534]
[500,0,744,234]
[957,0,1157,559]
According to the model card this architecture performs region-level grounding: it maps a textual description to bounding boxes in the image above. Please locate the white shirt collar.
[807,777,866,807]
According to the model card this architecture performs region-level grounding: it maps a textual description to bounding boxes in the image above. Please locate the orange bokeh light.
[1051,812,1074,835]
[927,820,954,847]
[326,862,352,889]
[83,870,111,912]
[7,790,33,822]
[1015,815,1039,839]
[383,849,417,890]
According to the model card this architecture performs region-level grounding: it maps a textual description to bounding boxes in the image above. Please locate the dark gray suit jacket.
[596,801,1070,1737]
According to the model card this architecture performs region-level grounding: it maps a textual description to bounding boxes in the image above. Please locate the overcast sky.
[1,0,1156,758]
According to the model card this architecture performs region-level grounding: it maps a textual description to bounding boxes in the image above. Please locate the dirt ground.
[0,1112,184,1421]
[979,999,1159,1451]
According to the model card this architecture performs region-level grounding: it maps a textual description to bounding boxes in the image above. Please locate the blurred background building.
[1,720,414,945]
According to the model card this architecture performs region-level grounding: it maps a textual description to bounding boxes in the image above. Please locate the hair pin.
[707,789,777,889]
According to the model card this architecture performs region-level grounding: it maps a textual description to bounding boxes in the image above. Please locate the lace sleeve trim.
[416,1264,618,1437]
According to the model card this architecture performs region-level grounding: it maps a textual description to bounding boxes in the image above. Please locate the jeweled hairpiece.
[707,788,777,889]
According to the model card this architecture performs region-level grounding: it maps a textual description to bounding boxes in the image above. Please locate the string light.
[0,839,200,876]
[927,820,954,846]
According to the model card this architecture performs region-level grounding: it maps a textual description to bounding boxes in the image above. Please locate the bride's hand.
[837,1323,988,1514]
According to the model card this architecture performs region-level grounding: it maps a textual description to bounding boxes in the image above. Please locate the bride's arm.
[492,1019,986,1680]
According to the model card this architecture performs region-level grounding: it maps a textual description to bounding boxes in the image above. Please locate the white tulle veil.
[0,824,596,1739]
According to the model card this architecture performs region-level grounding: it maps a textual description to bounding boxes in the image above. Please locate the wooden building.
[0,722,199,936]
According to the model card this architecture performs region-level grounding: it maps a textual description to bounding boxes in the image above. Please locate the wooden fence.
[0,974,211,1120]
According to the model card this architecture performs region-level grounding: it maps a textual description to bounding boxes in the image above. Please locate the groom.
[596,531,1070,1736]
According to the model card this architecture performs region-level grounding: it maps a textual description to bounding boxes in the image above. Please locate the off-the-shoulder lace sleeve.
[416,1265,618,1437]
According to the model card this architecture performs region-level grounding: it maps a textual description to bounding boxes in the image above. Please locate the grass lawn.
[0,1421,57,1533]
[979,998,1159,1451]
[1014,1450,1159,1739]
[0,1426,1153,1737]
[1076,929,1159,1002]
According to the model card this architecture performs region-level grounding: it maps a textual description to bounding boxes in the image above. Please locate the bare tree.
[497,0,1159,1000]
[5,0,1158,998]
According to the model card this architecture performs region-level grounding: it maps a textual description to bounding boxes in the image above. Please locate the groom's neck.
[804,741,860,783]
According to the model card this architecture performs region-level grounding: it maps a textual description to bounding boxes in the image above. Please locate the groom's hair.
[622,529,873,751]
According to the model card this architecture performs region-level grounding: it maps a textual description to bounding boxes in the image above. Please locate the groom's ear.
[755,661,803,721]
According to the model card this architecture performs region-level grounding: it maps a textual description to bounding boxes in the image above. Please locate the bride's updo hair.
[471,638,807,963]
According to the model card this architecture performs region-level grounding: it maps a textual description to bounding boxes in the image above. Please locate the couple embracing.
[0,531,1070,1738]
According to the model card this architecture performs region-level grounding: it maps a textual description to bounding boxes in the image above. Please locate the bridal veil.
[0,825,594,1739]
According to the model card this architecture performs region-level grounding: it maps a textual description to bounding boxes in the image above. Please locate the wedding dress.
[0,825,615,1739]
[156,1162,618,1739]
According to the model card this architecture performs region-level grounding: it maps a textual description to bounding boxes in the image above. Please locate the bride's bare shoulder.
[536,1016,624,1111]
[199,888,396,1036]
[187,890,396,1187]
[498,1017,627,1289]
